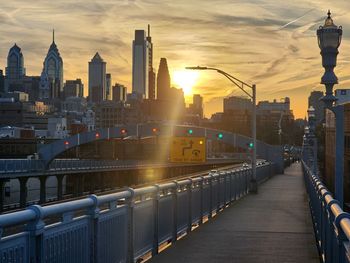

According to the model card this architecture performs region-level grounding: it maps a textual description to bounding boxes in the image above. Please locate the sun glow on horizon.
[172,70,200,96]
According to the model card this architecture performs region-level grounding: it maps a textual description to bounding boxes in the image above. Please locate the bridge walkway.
[150,162,319,263]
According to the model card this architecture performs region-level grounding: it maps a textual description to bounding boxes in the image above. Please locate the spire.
[52,29,55,43]
[148,24,150,37]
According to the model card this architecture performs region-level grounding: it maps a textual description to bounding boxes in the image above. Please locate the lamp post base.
[250,179,258,194]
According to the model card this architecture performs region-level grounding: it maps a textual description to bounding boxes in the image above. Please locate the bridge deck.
[150,163,319,263]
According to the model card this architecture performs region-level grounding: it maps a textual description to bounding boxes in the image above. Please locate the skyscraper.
[157,58,171,100]
[132,26,153,99]
[308,90,325,124]
[0,70,4,93]
[64,79,84,98]
[112,83,127,102]
[42,30,64,99]
[5,43,26,92]
[106,73,112,100]
[88,52,106,103]
[146,25,156,100]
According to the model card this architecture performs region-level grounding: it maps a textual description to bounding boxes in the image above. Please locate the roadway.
[150,162,319,263]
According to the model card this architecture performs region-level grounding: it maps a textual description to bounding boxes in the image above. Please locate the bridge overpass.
[0,124,284,212]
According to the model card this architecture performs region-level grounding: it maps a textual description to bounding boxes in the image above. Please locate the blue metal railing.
[303,161,350,263]
[0,163,273,263]
[0,159,238,175]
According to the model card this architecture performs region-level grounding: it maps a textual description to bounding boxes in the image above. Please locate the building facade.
[157,58,171,100]
[5,44,26,92]
[308,91,325,125]
[89,52,106,103]
[41,30,64,99]
[112,83,127,102]
[106,73,112,100]
[146,25,156,100]
[64,79,84,98]
[132,28,152,99]
[325,105,350,204]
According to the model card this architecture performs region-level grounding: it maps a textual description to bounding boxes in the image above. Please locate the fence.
[0,163,273,263]
[303,161,350,263]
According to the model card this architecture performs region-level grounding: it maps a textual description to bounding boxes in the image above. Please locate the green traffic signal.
[249,142,254,148]
[188,129,193,135]
[217,133,223,139]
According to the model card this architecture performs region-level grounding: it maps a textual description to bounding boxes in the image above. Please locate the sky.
[1,0,350,119]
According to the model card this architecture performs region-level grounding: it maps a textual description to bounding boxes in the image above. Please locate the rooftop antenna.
[148,24,150,37]
[52,29,55,43]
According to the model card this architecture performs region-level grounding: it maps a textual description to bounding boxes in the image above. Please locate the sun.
[172,70,199,96]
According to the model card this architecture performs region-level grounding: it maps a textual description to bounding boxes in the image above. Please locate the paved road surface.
[150,162,319,263]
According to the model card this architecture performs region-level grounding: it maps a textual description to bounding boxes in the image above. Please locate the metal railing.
[303,161,350,263]
[0,158,237,175]
[0,163,273,263]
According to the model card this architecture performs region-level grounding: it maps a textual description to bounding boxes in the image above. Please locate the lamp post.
[185,66,258,193]
[317,10,344,207]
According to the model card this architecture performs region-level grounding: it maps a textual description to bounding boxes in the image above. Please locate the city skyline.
[1,1,350,118]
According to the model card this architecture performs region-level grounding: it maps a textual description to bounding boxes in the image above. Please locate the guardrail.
[0,163,273,263]
[302,161,350,263]
[0,158,237,175]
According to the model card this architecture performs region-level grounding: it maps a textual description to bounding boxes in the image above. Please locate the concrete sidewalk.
[150,163,319,263]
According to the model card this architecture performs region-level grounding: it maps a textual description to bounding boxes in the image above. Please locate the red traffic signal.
[120,128,127,135]
[95,132,100,138]
[64,141,69,146]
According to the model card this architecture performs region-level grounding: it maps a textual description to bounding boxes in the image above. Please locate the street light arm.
[186,66,254,98]
[218,71,253,99]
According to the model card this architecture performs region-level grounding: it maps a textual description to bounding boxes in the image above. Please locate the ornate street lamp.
[317,10,344,207]
[317,10,342,107]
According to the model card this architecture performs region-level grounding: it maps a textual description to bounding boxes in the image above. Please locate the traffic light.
[152,127,158,133]
[187,129,193,135]
[95,132,100,139]
[248,142,254,149]
[120,128,127,136]
[217,133,223,139]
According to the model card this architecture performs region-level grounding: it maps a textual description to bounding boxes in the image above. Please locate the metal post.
[251,84,257,193]
[39,176,47,204]
[57,175,64,200]
[19,177,28,208]
[334,105,344,208]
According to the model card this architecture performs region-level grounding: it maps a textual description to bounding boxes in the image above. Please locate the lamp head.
[185,66,208,70]
[317,10,342,50]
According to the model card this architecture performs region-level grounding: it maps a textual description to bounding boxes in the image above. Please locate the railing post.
[126,188,135,263]
[172,181,178,244]
[187,179,193,234]
[216,174,220,212]
[152,185,160,256]
[199,177,204,225]
[88,194,99,263]
[334,213,350,263]
[208,174,213,219]
[326,200,339,263]
[26,205,45,263]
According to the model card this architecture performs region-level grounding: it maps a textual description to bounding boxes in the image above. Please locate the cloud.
[0,0,349,118]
